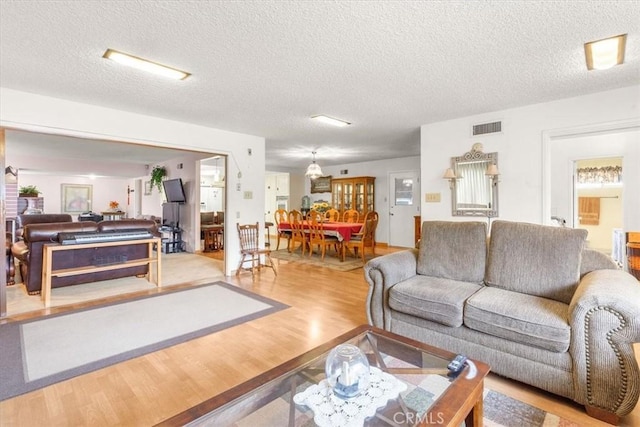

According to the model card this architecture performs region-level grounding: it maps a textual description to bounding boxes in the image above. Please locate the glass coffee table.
[157,325,490,426]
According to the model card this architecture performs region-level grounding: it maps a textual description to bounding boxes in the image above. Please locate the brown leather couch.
[13,219,158,295]
[14,213,74,241]
[8,214,72,285]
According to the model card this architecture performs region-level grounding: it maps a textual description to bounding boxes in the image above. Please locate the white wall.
[420,86,640,233]
[1,88,266,274]
[16,174,130,215]
[305,156,421,245]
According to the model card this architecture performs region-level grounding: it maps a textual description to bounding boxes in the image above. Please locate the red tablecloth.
[278,221,362,242]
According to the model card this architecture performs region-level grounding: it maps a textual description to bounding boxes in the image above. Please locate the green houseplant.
[150,166,167,192]
[19,185,40,197]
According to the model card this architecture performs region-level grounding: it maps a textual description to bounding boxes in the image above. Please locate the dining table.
[277,221,363,261]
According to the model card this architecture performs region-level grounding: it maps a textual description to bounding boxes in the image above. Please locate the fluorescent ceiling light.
[103,49,190,80]
[311,115,351,127]
[584,34,627,70]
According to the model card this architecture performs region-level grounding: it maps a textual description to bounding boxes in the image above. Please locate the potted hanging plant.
[19,185,40,197]
[150,165,167,192]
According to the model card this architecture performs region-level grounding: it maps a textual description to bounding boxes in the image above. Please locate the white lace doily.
[293,366,407,427]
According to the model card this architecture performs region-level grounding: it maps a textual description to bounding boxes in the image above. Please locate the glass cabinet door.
[366,181,375,213]
[332,182,343,211]
[344,183,353,210]
[355,182,364,212]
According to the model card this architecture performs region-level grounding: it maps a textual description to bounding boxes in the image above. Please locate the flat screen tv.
[162,178,187,203]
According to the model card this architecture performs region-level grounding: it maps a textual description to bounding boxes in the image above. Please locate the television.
[162,202,180,229]
[162,178,187,203]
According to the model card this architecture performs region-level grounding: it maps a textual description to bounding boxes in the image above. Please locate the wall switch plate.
[243,191,253,199]
[425,193,441,203]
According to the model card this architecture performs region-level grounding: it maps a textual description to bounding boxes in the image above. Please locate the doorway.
[574,157,624,263]
[388,171,420,248]
[199,155,226,259]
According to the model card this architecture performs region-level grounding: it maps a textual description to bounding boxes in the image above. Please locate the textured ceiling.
[1,1,639,171]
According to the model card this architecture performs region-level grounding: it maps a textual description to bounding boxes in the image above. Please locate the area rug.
[271,248,376,272]
[0,282,288,401]
[482,389,579,427]
[219,385,578,426]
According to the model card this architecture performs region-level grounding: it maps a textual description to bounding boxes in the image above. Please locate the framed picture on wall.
[310,175,332,193]
[61,184,93,213]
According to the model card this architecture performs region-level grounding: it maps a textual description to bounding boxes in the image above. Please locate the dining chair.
[345,211,379,262]
[274,208,290,251]
[306,209,323,222]
[324,208,340,222]
[288,210,308,255]
[236,222,277,276]
[308,215,341,261]
[343,209,360,223]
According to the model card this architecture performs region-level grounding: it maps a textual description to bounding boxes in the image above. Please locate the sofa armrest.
[364,249,418,329]
[569,269,640,417]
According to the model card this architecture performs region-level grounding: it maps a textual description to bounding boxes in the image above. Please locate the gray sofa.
[364,220,640,424]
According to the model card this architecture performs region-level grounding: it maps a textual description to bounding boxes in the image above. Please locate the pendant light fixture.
[305,151,323,179]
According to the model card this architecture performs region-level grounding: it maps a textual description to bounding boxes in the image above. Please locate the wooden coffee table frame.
[41,237,162,308]
[156,325,490,426]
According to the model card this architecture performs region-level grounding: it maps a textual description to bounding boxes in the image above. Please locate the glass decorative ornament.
[325,344,370,399]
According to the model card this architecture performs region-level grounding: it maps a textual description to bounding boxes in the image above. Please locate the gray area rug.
[0,282,288,401]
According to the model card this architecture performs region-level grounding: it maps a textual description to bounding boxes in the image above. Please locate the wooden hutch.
[330,176,375,220]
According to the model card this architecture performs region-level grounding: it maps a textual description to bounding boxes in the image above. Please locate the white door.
[389,171,420,248]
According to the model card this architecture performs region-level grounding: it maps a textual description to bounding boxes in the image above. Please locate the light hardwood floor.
[1,247,638,426]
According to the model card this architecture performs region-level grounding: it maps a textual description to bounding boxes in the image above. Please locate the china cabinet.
[330,176,375,220]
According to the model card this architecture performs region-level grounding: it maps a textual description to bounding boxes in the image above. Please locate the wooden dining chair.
[324,208,340,222]
[343,209,360,223]
[288,210,308,255]
[306,209,323,222]
[236,222,277,276]
[308,215,340,261]
[274,208,290,251]
[345,211,379,262]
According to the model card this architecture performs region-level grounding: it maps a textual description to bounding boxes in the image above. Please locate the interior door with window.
[389,171,419,248]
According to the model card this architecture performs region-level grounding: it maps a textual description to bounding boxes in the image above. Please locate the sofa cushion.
[417,221,487,283]
[389,275,482,327]
[464,287,570,352]
[485,220,587,304]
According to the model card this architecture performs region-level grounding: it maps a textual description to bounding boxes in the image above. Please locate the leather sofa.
[12,219,158,295]
[364,220,640,424]
[8,214,73,285]
[14,213,73,241]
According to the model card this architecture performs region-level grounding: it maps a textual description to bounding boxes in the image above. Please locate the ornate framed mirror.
[449,144,499,217]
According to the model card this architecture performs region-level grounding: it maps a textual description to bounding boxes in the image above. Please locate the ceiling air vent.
[472,121,502,136]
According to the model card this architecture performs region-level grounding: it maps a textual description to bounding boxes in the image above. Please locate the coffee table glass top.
[159,325,488,427]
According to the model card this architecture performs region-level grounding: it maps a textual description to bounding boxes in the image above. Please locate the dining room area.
[269,207,380,270]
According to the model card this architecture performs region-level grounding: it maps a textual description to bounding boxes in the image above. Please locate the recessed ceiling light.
[584,34,627,71]
[311,115,351,127]
[103,49,190,80]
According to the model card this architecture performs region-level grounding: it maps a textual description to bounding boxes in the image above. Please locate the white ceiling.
[1,1,639,171]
